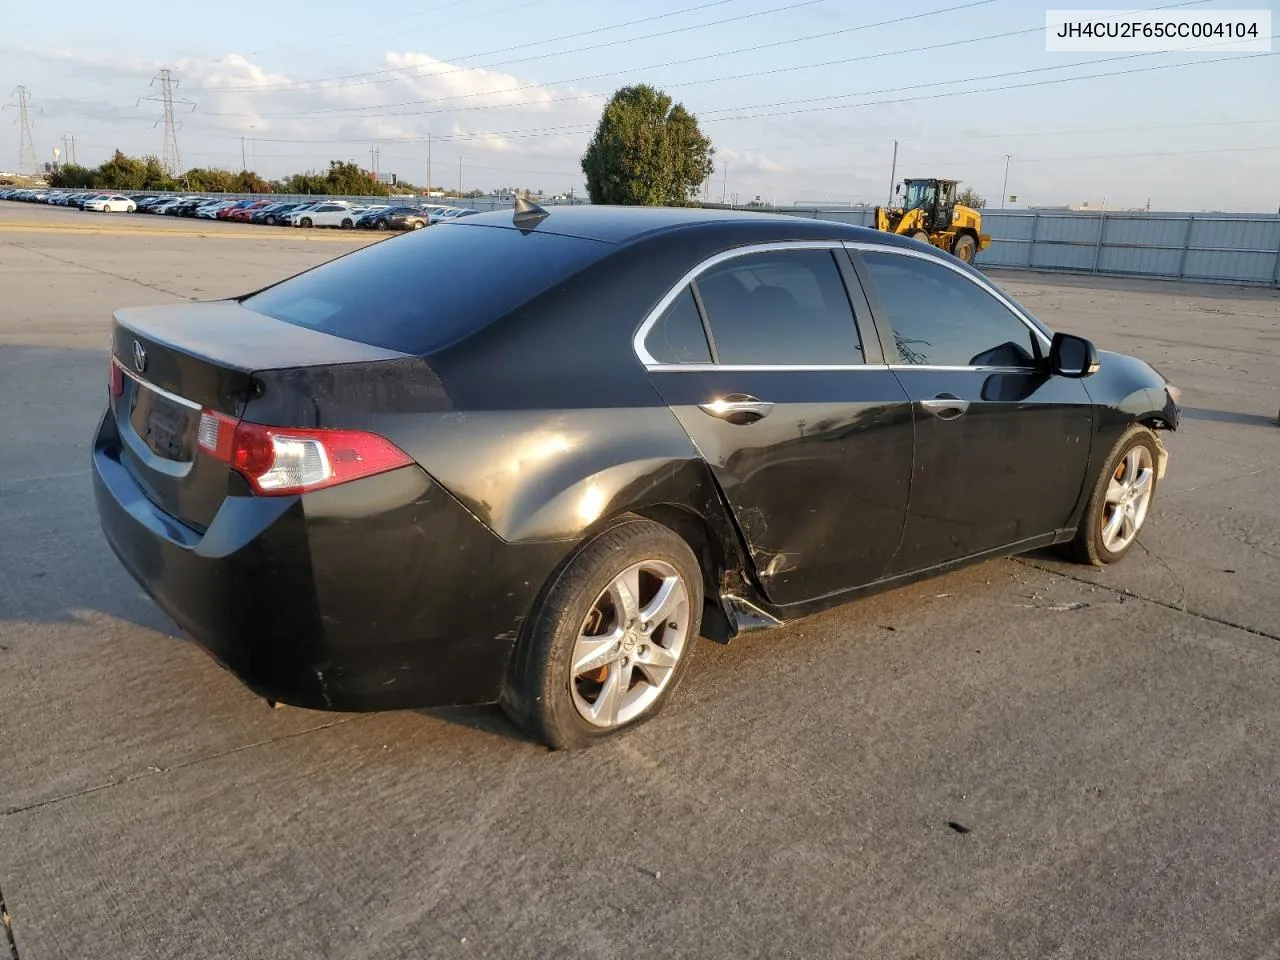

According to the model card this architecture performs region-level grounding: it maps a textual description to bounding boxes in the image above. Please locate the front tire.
[910,229,931,245]
[300,217,313,228]
[1063,424,1160,566]
[502,518,703,750]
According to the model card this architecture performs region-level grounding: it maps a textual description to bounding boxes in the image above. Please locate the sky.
[2,0,1277,210]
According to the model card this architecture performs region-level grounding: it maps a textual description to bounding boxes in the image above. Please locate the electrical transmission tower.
[4,86,39,175]
[138,69,195,176]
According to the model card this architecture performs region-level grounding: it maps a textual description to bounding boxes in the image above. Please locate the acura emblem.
[133,340,147,373]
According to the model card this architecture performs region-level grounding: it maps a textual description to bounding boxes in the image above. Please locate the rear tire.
[1062,424,1160,566]
[910,230,930,245]
[341,218,353,229]
[501,518,703,750]
[411,220,424,229]
[952,234,977,263]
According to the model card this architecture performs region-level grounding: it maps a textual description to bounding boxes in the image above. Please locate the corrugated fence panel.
[1030,241,1097,271]
[1183,250,1276,283]
[1097,245,1181,277]
[1104,216,1186,249]
[1034,215,1102,244]
[975,239,1031,267]
[1190,218,1280,252]
[979,212,1034,239]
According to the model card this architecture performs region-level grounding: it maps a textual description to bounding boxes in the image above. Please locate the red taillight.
[196,409,412,496]
[109,356,124,397]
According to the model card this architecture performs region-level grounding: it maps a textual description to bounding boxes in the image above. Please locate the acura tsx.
[93,203,1180,749]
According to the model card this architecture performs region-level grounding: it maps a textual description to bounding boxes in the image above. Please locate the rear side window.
[693,249,862,365]
[646,287,712,364]
[243,224,610,354]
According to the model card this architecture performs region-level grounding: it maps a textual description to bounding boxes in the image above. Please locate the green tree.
[282,171,329,195]
[49,163,95,188]
[184,167,235,192]
[96,150,148,190]
[325,160,381,196]
[581,84,714,206]
[957,186,986,209]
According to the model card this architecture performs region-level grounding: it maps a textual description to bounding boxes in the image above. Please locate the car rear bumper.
[92,410,564,711]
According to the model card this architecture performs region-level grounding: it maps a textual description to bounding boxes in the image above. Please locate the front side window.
[692,249,862,366]
[860,251,1039,368]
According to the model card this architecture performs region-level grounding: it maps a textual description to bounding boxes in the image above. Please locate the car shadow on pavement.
[1180,407,1279,428]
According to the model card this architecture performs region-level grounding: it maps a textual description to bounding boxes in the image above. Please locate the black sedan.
[357,205,429,231]
[93,205,1179,748]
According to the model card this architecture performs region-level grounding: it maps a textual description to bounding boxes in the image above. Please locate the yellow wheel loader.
[874,178,990,263]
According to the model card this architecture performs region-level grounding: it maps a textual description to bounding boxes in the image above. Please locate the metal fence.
[783,206,1280,287]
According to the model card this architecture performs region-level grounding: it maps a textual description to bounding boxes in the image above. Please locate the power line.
[746,118,1280,157]
[198,34,1274,136]
[255,0,478,59]
[194,0,742,93]
[196,0,1207,121]
[201,0,978,96]
[699,38,1270,120]
[708,47,1277,124]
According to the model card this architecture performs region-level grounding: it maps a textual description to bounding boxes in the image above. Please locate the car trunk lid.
[110,300,408,529]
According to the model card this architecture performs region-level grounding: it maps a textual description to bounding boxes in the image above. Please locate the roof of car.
[451,203,904,247]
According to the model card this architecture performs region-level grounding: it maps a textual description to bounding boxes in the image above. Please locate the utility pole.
[721,162,728,204]
[426,132,432,196]
[241,136,247,172]
[5,86,39,175]
[1001,154,1012,209]
[886,139,898,205]
[61,134,72,169]
[458,155,462,197]
[139,69,193,177]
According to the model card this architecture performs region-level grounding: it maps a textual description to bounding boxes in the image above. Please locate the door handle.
[919,394,970,420]
[698,394,774,425]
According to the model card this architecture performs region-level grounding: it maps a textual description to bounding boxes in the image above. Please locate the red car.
[227,200,272,222]
[215,201,252,220]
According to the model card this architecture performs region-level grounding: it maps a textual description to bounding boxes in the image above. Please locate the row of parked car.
[0,188,480,231]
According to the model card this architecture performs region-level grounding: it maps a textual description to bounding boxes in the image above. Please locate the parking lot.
[1,200,1279,959]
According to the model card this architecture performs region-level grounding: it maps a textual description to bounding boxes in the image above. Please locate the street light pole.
[1001,154,1012,209]
[887,139,898,205]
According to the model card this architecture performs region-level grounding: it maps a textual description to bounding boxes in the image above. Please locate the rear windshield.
[242,223,611,354]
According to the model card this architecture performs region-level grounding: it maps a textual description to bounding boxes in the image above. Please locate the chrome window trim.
[887,364,1038,374]
[842,241,1053,351]
[632,240,856,369]
[112,356,203,410]
[649,363,892,373]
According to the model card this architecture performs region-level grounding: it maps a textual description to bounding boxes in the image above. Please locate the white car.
[290,202,363,229]
[84,194,136,213]
[195,201,233,219]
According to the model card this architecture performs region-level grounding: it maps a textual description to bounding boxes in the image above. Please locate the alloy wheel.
[1101,445,1154,553]
[569,560,692,728]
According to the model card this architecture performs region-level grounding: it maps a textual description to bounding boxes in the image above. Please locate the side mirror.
[895,183,902,195]
[1049,332,1100,378]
